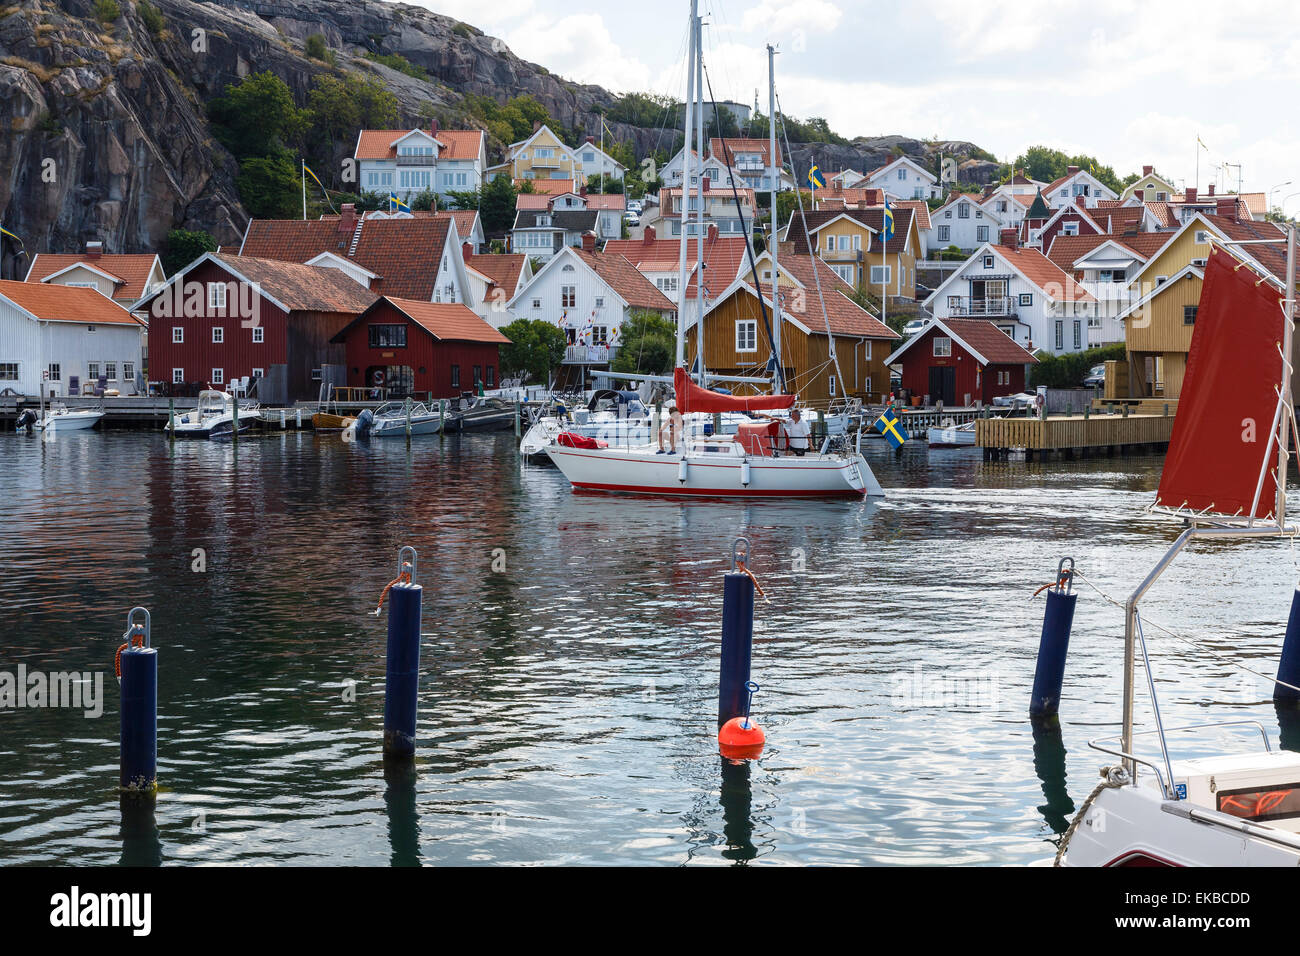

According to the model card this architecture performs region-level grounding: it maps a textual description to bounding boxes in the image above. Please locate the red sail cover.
[1156,249,1285,518]
[673,366,796,414]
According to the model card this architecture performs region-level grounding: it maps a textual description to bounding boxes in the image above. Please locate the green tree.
[237,154,303,219]
[209,71,306,161]
[499,319,567,384]
[94,0,120,24]
[305,34,328,61]
[162,229,216,276]
[1013,145,1125,194]
[611,312,677,376]
[137,0,164,37]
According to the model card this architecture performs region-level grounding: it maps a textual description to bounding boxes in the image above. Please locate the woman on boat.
[658,404,684,454]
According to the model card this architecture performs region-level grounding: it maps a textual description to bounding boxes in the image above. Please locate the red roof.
[464,253,529,299]
[996,245,1095,302]
[893,199,931,231]
[436,210,479,241]
[572,249,676,311]
[708,137,780,167]
[24,253,161,303]
[741,254,898,340]
[515,178,581,195]
[602,234,748,298]
[236,217,452,301]
[384,298,509,343]
[354,128,483,161]
[888,318,1037,366]
[211,254,379,313]
[0,278,142,325]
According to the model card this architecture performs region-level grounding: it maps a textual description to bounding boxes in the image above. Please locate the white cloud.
[737,0,843,38]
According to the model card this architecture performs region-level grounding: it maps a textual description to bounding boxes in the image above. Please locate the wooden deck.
[976,413,1174,460]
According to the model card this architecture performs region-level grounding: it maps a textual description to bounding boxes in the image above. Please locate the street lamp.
[1271,181,1293,211]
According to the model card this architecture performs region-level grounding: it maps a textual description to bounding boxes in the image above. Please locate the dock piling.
[381,547,422,757]
[167,398,175,443]
[1274,586,1300,708]
[718,538,756,729]
[118,607,157,795]
[1030,558,1077,724]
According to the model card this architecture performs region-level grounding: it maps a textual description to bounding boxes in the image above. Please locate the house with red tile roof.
[859,155,941,201]
[603,227,748,324]
[782,206,924,300]
[1040,165,1119,209]
[927,192,1006,252]
[884,317,1038,406]
[515,188,625,243]
[659,182,756,241]
[136,252,378,403]
[924,233,1096,355]
[1044,233,1172,345]
[463,254,534,329]
[353,124,487,203]
[505,242,674,378]
[330,296,509,399]
[0,279,145,396]
[706,137,790,192]
[686,251,899,405]
[25,243,166,310]
[236,205,473,309]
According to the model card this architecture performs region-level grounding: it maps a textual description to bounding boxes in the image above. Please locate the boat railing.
[1088,719,1274,799]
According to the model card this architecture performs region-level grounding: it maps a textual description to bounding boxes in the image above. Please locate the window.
[1184,305,1198,325]
[105,362,117,381]
[252,326,264,343]
[983,255,994,268]
[977,226,989,242]
[595,296,604,308]
[826,235,835,252]
[486,366,496,387]
[1062,222,1079,237]
[864,375,872,394]
[0,362,17,381]
[870,265,891,284]
[958,203,970,219]
[933,336,951,357]
[87,361,100,382]
[172,368,185,384]
[1155,275,1168,286]
[211,368,224,384]
[853,234,862,250]
[1073,321,1082,349]
[1194,230,1210,244]
[735,319,758,352]
[583,151,595,163]
[838,236,850,251]
[561,286,576,308]
[450,365,460,389]
[122,362,134,383]
[897,167,906,180]
[944,210,952,219]
[87,324,96,333]
[532,298,541,309]
[368,324,408,348]
[172,327,183,343]
[1055,320,1064,350]
[1019,293,1032,307]
[937,225,950,243]
[47,363,60,381]
[832,264,854,283]
[207,282,227,311]
[828,375,837,397]
[212,326,224,343]
[1156,191,1168,202]
[252,368,264,379]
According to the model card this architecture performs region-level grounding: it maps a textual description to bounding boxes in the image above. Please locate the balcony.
[395,154,436,166]
[564,345,615,364]
[947,296,1017,318]
[734,159,765,171]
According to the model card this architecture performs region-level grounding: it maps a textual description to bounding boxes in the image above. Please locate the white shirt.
[782,418,812,449]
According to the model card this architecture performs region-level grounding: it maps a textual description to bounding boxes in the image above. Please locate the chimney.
[1075,194,1087,209]
[999,228,1018,250]
[462,241,473,259]
[707,223,718,242]
[1207,183,1216,197]
[338,203,357,235]
[1216,197,1238,222]
[833,179,842,194]
[1067,164,1079,175]
[85,240,103,259]
[430,118,439,136]
[585,135,595,145]
[1185,187,1197,204]
[642,225,655,244]
[1142,164,1153,176]
[532,120,541,133]
[579,184,587,197]
[581,231,596,253]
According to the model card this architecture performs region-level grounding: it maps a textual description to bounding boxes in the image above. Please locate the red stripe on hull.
[570,481,865,499]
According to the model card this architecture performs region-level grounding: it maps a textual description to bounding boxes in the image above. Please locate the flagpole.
[768,43,781,393]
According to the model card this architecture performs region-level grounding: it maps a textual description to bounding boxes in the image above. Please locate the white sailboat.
[544,3,884,500]
[1056,226,1300,867]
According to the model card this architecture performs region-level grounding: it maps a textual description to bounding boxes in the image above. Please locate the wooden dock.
[976,413,1174,460]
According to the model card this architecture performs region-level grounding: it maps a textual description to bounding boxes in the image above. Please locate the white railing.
[949,296,1016,316]
[564,345,612,364]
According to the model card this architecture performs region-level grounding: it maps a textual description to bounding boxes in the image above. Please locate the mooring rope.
[373,560,413,617]
[1069,569,1300,696]
[1053,765,1125,867]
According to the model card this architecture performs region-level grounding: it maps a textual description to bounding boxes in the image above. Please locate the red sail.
[1156,248,1285,519]
[673,366,796,414]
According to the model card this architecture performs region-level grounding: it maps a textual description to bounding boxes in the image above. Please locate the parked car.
[1082,363,1106,388]
[902,318,929,336]
[626,200,643,214]
[992,391,1037,410]
[623,212,640,226]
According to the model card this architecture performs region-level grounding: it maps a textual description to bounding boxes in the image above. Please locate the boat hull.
[369,416,443,437]
[927,425,975,447]
[546,444,881,498]
[38,412,103,432]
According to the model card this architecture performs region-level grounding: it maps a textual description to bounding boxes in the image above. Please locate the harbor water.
[2,429,1297,866]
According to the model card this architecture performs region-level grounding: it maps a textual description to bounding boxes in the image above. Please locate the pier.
[976,412,1174,460]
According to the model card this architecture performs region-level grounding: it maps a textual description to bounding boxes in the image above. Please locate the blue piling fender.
[1275,586,1300,707]
[1030,558,1077,722]
[118,607,157,795]
[718,538,757,728]
[380,547,422,756]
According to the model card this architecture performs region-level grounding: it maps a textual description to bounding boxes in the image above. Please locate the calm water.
[2,427,1298,866]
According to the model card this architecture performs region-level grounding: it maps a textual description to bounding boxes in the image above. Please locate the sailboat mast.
[694,12,706,383]
[1280,222,1297,527]
[768,44,781,389]
[674,0,698,370]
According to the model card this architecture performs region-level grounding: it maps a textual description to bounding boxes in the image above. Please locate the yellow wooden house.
[1120,166,1178,203]
[782,206,923,300]
[684,251,899,406]
[486,124,580,182]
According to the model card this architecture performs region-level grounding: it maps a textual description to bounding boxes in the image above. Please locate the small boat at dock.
[17,403,105,432]
[168,390,257,439]
[926,420,976,448]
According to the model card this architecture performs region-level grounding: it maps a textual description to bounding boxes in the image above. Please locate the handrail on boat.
[1088,718,1274,799]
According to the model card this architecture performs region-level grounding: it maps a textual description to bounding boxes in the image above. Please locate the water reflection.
[1030,723,1075,836]
[118,796,162,867]
[718,759,758,864]
[382,757,421,867]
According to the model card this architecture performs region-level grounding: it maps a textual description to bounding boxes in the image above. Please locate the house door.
[928,366,956,406]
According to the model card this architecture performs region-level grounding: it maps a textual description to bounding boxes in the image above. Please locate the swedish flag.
[808,164,826,190]
[388,192,411,214]
[874,407,909,449]
[881,198,895,243]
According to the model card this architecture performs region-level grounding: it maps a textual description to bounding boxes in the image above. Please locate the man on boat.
[756,408,813,456]
[657,403,684,454]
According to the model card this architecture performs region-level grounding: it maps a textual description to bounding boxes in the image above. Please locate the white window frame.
[172,327,183,344]
[735,319,758,353]
[252,326,264,343]
[211,368,224,385]
[207,282,227,311]
[933,336,952,357]
[870,265,891,285]
[172,368,185,384]
[212,326,224,343]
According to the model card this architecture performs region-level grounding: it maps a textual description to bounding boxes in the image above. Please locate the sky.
[410,0,1300,208]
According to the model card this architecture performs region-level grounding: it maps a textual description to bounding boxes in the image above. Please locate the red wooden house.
[331,297,510,399]
[885,318,1037,406]
[137,253,377,402]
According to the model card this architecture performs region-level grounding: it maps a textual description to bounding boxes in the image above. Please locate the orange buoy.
[718,716,765,761]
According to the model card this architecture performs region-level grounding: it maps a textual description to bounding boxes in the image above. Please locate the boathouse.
[331,296,510,399]
[884,318,1037,406]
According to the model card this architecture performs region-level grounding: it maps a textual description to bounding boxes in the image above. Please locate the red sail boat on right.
[1058,224,1300,866]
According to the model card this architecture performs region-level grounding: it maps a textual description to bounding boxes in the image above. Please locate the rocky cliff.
[0,0,995,277]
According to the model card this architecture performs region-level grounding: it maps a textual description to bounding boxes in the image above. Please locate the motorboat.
[168,390,257,438]
[926,420,976,447]
[16,403,104,432]
[349,400,443,438]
